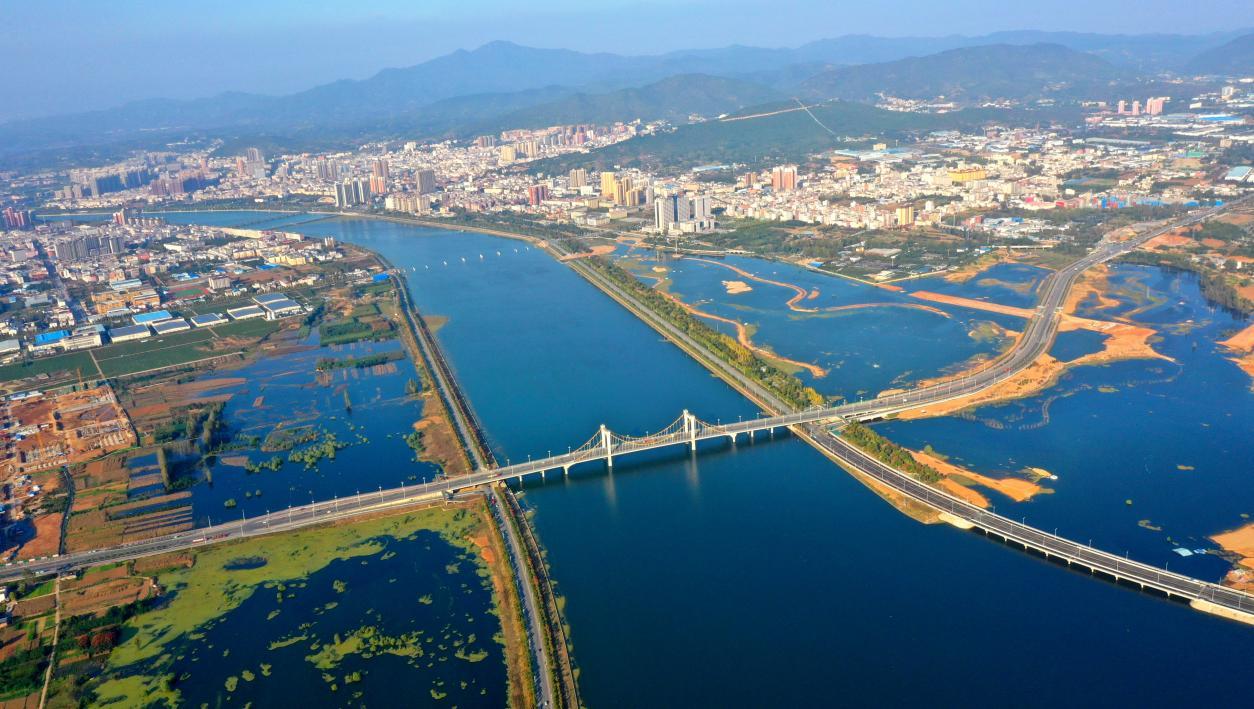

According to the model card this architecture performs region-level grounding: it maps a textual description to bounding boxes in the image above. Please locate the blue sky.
[2,0,1251,121]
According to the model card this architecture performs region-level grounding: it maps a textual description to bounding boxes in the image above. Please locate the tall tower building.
[771,166,798,192]
[569,168,588,190]
[415,170,437,195]
[600,172,617,200]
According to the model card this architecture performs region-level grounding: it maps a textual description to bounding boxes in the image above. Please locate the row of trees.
[840,422,942,484]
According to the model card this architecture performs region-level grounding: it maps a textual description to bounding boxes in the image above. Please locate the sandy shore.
[1220,323,1254,388]
[911,449,1045,508]
[1212,522,1254,591]
[722,280,753,294]
[910,290,1035,318]
[559,243,617,261]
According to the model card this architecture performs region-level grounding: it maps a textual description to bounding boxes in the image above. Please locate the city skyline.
[3,0,1253,121]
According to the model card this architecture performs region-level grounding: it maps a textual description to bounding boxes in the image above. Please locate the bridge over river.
[6,199,1252,627]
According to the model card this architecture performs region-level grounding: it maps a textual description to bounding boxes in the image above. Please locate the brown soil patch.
[131,552,194,575]
[1212,522,1254,569]
[1065,265,1121,314]
[1221,322,1254,352]
[62,576,157,616]
[558,243,616,261]
[911,449,1043,505]
[939,477,990,507]
[0,691,40,709]
[909,290,1035,318]
[16,513,63,560]
[1213,523,1254,590]
[414,393,472,477]
[12,593,56,619]
[1142,233,1194,251]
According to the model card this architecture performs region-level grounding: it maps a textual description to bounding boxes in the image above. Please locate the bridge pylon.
[600,424,613,467]
[682,409,697,451]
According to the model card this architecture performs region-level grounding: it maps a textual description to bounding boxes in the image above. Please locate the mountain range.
[2,30,1249,171]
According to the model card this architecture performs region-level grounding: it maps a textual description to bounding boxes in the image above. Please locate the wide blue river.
[158,212,1251,706]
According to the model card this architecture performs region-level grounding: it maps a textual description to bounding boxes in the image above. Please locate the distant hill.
[0,30,1242,171]
[475,75,783,134]
[529,100,1084,174]
[799,44,1125,102]
[1185,33,1254,75]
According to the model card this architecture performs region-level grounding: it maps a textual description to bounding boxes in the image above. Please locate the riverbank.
[1219,322,1254,389]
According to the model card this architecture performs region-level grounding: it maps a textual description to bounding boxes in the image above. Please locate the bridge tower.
[600,424,613,467]
[682,409,698,451]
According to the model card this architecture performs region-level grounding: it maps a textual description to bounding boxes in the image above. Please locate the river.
[152,212,1253,706]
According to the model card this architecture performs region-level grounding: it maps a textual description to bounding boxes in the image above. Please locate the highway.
[7,198,1252,627]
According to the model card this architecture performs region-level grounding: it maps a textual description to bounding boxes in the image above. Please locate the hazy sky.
[2,0,1251,121]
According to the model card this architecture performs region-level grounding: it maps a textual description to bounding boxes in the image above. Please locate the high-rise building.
[335,179,372,208]
[314,159,339,181]
[613,176,632,206]
[770,166,798,192]
[476,135,498,149]
[1131,100,1142,116]
[245,147,265,163]
[655,194,692,230]
[569,168,588,190]
[499,146,517,164]
[600,172,617,200]
[369,174,388,195]
[895,206,915,227]
[415,170,437,195]
[690,196,712,222]
[2,207,33,230]
[371,159,390,179]
[1117,100,1128,114]
[528,184,550,206]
